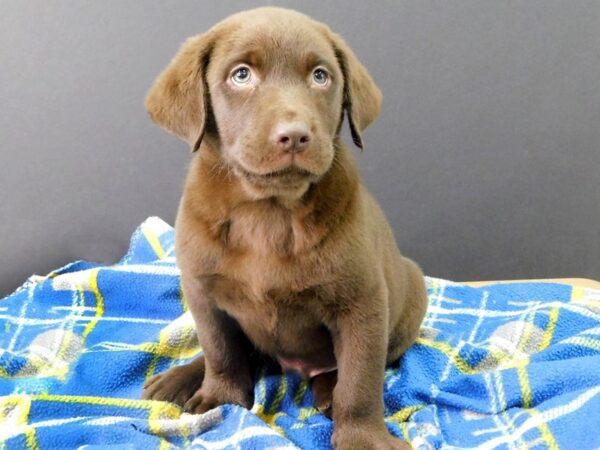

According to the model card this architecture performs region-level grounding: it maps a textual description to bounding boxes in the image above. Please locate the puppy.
[142,7,428,450]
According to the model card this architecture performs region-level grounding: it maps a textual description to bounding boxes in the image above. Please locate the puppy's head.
[146,7,382,199]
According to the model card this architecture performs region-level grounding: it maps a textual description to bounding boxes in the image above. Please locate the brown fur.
[142,7,427,450]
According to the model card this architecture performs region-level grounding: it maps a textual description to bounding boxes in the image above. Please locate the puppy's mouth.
[234,163,317,185]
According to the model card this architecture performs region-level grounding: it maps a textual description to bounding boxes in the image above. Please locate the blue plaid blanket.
[1,217,599,449]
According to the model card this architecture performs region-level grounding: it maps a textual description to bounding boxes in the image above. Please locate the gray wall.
[1,1,599,297]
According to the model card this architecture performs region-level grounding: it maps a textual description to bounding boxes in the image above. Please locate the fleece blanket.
[0,217,599,450]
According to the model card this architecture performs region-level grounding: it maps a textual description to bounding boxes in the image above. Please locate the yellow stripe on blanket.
[142,224,166,259]
[148,400,186,450]
[540,307,560,351]
[32,393,177,411]
[388,404,425,423]
[252,375,288,437]
[0,396,39,450]
[82,269,104,339]
[416,338,477,374]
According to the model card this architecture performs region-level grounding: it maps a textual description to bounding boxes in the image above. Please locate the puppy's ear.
[328,32,382,149]
[145,32,215,152]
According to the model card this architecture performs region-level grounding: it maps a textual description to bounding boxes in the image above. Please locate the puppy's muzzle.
[272,121,312,154]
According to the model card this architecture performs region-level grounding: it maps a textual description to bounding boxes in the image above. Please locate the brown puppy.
[142,7,428,450]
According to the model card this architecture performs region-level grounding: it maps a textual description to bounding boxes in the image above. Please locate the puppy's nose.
[273,122,311,153]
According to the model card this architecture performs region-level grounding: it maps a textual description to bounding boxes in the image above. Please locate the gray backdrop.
[1,1,599,297]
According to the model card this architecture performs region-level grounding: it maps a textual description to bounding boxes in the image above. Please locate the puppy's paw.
[142,358,205,407]
[332,423,412,450]
[183,375,253,414]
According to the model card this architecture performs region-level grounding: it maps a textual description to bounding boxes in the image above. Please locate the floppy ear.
[329,32,382,149]
[145,32,214,152]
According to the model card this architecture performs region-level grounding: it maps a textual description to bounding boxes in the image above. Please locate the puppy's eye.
[231,66,252,85]
[312,68,329,86]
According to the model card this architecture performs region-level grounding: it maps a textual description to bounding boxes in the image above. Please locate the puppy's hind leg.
[142,355,205,407]
[311,370,337,418]
[387,258,428,364]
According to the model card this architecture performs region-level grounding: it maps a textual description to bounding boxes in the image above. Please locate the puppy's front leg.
[182,274,254,414]
[330,289,412,450]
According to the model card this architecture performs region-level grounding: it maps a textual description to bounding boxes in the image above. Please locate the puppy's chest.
[227,213,289,254]
[209,275,332,356]
[222,202,314,256]
[210,204,336,358]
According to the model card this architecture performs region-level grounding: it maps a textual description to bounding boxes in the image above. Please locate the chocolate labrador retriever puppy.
[142,7,427,450]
